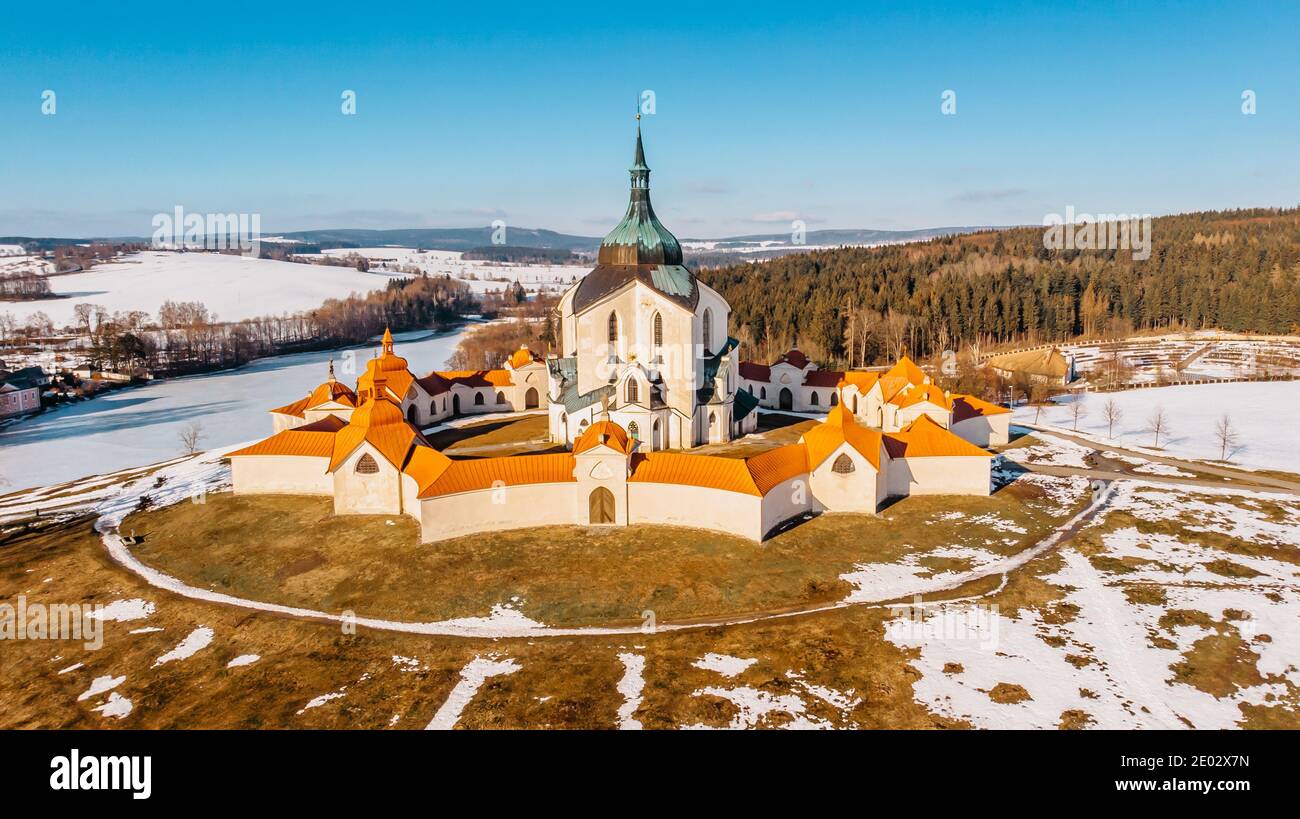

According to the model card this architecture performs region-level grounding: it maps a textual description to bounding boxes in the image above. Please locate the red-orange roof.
[951,394,1011,422]
[433,369,514,388]
[418,453,576,498]
[801,403,883,469]
[891,383,951,410]
[402,444,454,493]
[308,379,357,409]
[774,349,810,369]
[228,415,347,458]
[507,346,542,369]
[329,396,426,471]
[739,361,771,382]
[745,444,809,494]
[629,452,761,496]
[837,371,880,391]
[574,420,633,455]
[802,368,844,388]
[269,395,312,419]
[884,415,992,458]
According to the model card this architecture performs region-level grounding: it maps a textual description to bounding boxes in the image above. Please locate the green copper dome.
[574,125,698,313]
[596,126,683,267]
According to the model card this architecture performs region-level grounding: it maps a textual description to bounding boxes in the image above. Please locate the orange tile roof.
[308,379,357,409]
[228,415,347,458]
[402,444,454,493]
[745,444,809,494]
[328,396,426,471]
[886,355,928,385]
[837,371,880,390]
[418,453,576,498]
[433,369,515,388]
[507,346,542,369]
[951,394,1011,422]
[269,395,311,418]
[891,383,952,410]
[801,403,884,469]
[884,415,992,458]
[573,420,633,455]
[629,452,761,496]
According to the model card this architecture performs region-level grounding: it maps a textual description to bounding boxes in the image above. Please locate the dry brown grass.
[122,480,1068,628]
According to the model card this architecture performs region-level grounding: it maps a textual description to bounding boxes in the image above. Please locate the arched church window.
[560,412,567,424]
[496,390,507,404]
[832,453,855,474]
[355,453,379,474]
[810,391,820,406]
[708,412,716,425]
[626,379,638,403]
[761,386,767,400]
[628,421,639,440]
[608,311,618,345]
[830,392,838,407]
[653,313,663,348]
[702,309,713,353]
[474,392,485,406]
[430,401,437,415]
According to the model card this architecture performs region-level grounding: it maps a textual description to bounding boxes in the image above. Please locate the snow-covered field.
[0,326,470,493]
[889,481,1300,729]
[0,252,54,276]
[311,247,586,295]
[1014,381,1300,473]
[1,251,395,328]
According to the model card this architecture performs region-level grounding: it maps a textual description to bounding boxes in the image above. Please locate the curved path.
[1013,423,1300,495]
[94,482,1118,640]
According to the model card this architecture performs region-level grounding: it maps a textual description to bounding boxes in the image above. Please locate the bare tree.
[1214,414,1239,462]
[178,421,205,456]
[1147,406,1169,448]
[1068,393,1088,432]
[1102,398,1123,439]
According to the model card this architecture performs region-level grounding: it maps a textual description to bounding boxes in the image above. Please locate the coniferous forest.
[697,208,1300,367]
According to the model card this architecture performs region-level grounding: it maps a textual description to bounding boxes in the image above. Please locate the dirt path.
[1012,424,1300,495]
[94,482,1119,640]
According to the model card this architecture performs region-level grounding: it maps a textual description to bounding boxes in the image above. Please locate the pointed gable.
[801,404,883,469]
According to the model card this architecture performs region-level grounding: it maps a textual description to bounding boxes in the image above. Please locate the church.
[227,126,1004,544]
[545,126,758,450]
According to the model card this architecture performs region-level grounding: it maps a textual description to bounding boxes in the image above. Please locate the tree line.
[697,207,1300,369]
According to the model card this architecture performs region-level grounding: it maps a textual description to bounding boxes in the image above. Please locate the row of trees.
[698,208,1300,370]
[54,272,480,376]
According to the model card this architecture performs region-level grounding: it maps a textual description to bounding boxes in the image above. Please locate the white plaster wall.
[573,450,630,524]
[231,456,333,495]
[951,414,1010,447]
[887,455,991,497]
[896,403,951,429]
[332,443,405,515]
[418,483,578,543]
[759,474,813,537]
[627,482,762,541]
[808,443,881,513]
[271,413,304,433]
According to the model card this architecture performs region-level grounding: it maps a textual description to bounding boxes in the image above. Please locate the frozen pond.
[0,326,471,493]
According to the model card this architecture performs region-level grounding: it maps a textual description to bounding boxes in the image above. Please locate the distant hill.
[0,225,999,255]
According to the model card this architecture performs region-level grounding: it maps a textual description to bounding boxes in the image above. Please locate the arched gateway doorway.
[525,387,539,409]
[588,487,616,524]
[779,387,793,411]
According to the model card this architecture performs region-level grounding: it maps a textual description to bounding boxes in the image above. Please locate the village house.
[0,366,46,418]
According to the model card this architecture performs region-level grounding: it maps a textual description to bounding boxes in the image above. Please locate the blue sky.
[1,0,1297,238]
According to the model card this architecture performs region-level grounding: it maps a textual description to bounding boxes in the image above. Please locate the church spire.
[382,327,394,355]
[630,119,649,187]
